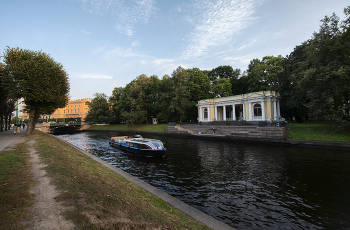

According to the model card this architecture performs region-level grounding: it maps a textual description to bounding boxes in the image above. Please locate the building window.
[204,108,208,119]
[254,103,262,116]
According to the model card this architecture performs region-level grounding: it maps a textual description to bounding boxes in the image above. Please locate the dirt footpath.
[24,139,75,230]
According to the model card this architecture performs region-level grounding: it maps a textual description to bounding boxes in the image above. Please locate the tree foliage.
[0,62,16,132]
[2,47,70,135]
[85,93,111,124]
[278,6,350,124]
[185,68,211,121]
[300,9,350,123]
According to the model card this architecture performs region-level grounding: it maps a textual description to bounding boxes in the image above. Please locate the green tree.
[157,74,174,123]
[207,65,234,81]
[244,58,265,93]
[231,68,241,95]
[148,75,161,123]
[85,93,111,124]
[170,67,191,122]
[278,43,310,121]
[211,78,232,98]
[126,74,154,124]
[3,47,70,135]
[206,65,241,97]
[185,68,211,121]
[157,67,190,123]
[245,55,284,93]
[109,86,125,124]
[299,7,350,123]
[0,62,16,131]
[236,75,249,95]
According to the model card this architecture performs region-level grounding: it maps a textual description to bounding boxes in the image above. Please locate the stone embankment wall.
[166,124,287,143]
[35,123,51,133]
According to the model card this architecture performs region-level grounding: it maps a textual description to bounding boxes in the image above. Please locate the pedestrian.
[22,123,25,129]
[16,123,21,134]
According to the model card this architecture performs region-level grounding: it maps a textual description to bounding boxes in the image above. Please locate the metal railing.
[179,120,288,127]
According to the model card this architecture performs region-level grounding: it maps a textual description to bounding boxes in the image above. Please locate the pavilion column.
[277,101,281,116]
[232,105,236,120]
[199,107,203,121]
[223,106,226,121]
[261,100,265,120]
[207,107,210,121]
[273,100,277,120]
[214,106,217,120]
[242,103,245,119]
[248,102,252,121]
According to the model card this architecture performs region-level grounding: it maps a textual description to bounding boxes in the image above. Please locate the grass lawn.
[88,123,168,132]
[0,142,35,230]
[287,122,350,143]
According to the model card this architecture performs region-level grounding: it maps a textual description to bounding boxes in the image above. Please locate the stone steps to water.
[166,124,287,141]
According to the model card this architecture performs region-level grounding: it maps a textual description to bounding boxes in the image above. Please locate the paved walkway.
[0,127,27,151]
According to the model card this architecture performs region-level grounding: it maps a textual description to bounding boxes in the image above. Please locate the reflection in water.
[57,132,350,229]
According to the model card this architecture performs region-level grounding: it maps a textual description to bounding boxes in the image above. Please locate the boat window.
[151,141,161,148]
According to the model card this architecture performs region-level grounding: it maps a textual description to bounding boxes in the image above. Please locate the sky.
[1,0,349,100]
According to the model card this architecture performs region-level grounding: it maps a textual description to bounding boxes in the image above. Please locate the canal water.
[56,132,350,229]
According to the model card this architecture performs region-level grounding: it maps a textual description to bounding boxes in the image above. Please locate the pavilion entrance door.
[226,106,233,120]
[235,104,243,119]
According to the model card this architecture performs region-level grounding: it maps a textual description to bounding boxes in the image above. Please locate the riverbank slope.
[0,130,214,229]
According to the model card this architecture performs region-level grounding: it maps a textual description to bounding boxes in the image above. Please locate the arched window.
[204,108,208,119]
[254,103,262,116]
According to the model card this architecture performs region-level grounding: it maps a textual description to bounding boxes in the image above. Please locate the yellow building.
[48,99,91,121]
[197,91,281,122]
[22,98,91,121]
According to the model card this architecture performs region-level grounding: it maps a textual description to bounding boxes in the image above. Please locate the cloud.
[152,58,174,65]
[181,0,263,60]
[80,30,90,35]
[103,46,145,59]
[131,41,140,47]
[238,38,258,50]
[223,55,252,66]
[77,0,156,36]
[74,73,113,79]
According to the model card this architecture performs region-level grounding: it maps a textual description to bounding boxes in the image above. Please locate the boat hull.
[109,141,166,157]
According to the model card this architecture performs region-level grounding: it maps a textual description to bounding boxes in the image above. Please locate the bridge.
[35,123,93,133]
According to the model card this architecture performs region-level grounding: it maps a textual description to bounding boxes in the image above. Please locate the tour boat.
[109,135,166,157]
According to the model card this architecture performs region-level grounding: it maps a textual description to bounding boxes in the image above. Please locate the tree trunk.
[25,109,40,136]
[0,116,3,132]
[8,113,12,131]
[5,114,9,131]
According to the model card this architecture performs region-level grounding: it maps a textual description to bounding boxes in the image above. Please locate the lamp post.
[16,100,18,125]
